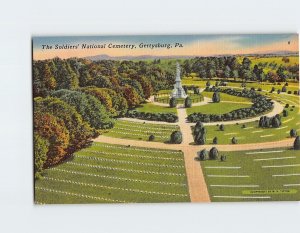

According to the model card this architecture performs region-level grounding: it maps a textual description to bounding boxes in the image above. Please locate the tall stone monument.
[171,62,187,98]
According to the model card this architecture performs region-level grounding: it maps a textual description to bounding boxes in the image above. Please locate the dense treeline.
[187,87,274,123]
[181,56,299,82]
[33,58,176,177]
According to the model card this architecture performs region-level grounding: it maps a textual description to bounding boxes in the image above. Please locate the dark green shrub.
[242,124,246,128]
[184,97,192,108]
[285,104,289,108]
[170,131,182,144]
[212,91,220,103]
[169,97,177,108]
[206,81,211,87]
[213,137,218,144]
[277,89,281,94]
[232,137,237,144]
[290,129,297,138]
[294,136,300,150]
[282,86,287,92]
[220,155,227,162]
[219,124,225,131]
[209,147,219,160]
[198,149,208,161]
[257,87,262,91]
[288,91,292,94]
[283,109,288,117]
[149,135,155,141]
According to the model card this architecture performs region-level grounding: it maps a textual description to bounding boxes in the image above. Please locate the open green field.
[103,119,180,143]
[202,105,299,145]
[35,142,190,204]
[187,102,252,115]
[135,103,177,114]
[200,147,300,202]
[201,91,252,103]
[182,78,299,93]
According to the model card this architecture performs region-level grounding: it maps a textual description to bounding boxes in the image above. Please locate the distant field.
[103,119,180,142]
[187,102,252,115]
[35,142,189,204]
[135,103,177,114]
[201,148,300,202]
[182,78,299,93]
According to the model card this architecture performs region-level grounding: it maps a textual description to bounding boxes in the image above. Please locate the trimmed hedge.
[187,87,273,123]
[126,110,178,123]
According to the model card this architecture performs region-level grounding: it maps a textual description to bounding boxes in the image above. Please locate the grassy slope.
[103,119,179,143]
[187,102,252,115]
[200,148,300,202]
[35,142,190,204]
[135,103,177,114]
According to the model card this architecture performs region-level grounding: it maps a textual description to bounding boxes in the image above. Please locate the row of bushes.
[258,114,281,128]
[125,110,178,123]
[187,88,274,123]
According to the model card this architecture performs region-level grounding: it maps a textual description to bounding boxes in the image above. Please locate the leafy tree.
[294,136,300,150]
[52,89,114,129]
[209,147,219,160]
[34,112,70,167]
[92,75,112,88]
[34,97,95,153]
[170,131,182,144]
[34,134,49,178]
[184,97,192,108]
[123,86,142,108]
[169,97,177,108]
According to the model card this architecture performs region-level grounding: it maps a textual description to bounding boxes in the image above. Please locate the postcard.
[33,34,299,204]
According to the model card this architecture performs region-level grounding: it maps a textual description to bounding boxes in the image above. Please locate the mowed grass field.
[200,148,300,202]
[202,105,299,145]
[35,142,190,204]
[135,103,177,114]
[103,119,180,142]
[187,102,252,115]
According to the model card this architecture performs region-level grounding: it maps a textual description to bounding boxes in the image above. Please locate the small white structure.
[171,62,187,98]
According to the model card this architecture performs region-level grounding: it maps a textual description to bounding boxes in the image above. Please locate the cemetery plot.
[200,148,300,202]
[103,119,180,142]
[35,142,190,204]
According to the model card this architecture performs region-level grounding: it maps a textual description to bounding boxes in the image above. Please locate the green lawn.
[35,142,190,204]
[201,94,299,145]
[182,78,299,93]
[200,147,300,202]
[187,102,252,115]
[135,103,177,114]
[201,91,252,103]
[103,119,180,143]
[154,93,204,104]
